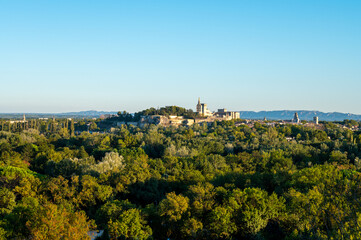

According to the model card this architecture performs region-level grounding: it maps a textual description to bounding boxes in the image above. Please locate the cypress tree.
[70,120,75,137]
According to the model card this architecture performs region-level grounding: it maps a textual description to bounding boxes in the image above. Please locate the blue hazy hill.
[0,111,118,119]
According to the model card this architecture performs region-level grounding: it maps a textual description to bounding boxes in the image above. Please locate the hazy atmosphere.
[1,0,361,113]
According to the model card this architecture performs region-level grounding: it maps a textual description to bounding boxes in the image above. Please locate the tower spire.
[196,97,202,114]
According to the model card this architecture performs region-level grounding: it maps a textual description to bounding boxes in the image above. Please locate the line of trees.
[116,106,198,122]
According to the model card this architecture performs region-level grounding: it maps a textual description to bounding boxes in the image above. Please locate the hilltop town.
[105,99,326,131]
[111,98,241,127]
[2,97,359,134]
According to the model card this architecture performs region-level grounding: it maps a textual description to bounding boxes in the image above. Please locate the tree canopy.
[0,115,361,239]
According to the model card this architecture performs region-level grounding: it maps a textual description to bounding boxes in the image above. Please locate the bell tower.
[196,97,202,114]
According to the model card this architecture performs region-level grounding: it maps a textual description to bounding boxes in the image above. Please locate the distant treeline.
[116,106,198,122]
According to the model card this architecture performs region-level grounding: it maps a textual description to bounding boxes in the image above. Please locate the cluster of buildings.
[9,114,27,124]
[196,98,240,120]
[291,112,318,125]
[114,99,323,128]
[100,114,118,120]
[116,98,240,127]
[137,115,195,127]
[116,115,195,128]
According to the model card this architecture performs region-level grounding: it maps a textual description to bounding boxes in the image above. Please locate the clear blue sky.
[1,0,360,113]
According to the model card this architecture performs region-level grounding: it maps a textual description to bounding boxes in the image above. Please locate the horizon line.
[0,109,360,116]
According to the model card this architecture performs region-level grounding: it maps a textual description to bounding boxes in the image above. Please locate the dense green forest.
[0,117,361,239]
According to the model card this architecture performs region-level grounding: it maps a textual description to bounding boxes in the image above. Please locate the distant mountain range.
[238,110,361,121]
[0,111,118,119]
[1,110,361,122]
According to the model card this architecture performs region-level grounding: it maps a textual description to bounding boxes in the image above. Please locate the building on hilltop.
[196,97,202,113]
[196,98,213,117]
[214,108,240,120]
[10,114,28,124]
[114,98,241,128]
[100,114,117,120]
[118,115,195,127]
[196,98,239,120]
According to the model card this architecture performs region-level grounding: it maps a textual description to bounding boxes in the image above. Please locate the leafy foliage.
[0,116,361,239]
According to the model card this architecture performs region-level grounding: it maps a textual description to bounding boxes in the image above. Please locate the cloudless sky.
[1,0,360,113]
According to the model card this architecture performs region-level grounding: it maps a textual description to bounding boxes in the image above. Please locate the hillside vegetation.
[0,118,361,239]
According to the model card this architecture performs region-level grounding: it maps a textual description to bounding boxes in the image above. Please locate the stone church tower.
[196,97,202,113]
